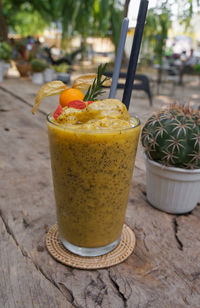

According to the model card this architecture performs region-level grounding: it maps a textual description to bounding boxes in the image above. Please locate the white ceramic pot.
[145,156,200,214]
[43,68,55,82]
[32,72,44,85]
[3,62,10,77]
[0,61,4,82]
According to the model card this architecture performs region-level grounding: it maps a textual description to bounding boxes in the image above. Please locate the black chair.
[105,72,153,106]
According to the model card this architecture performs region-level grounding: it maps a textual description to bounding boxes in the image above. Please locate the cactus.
[141,104,200,169]
[31,59,47,73]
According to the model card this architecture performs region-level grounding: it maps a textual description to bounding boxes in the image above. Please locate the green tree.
[1,0,200,44]
[178,0,200,27]
[72,0,95,59]
[2,0,62,38]
[0,0,8,40]
[143,6,171,64]
[1,0,124,50]
[12,4,47,37]
[143,0,200,65]
[92,0,124,52]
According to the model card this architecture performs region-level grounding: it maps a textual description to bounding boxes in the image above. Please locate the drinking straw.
[122,0,149,110]
[109,17,129,98]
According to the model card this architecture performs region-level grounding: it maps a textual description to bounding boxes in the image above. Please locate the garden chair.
[105,71,153,106]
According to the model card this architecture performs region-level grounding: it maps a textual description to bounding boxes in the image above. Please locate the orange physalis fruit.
[68,100,86,109]
[59,88,84,107]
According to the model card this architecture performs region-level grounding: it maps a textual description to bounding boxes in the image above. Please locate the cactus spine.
[141,104,200,169]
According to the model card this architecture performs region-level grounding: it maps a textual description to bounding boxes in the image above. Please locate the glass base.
[60,236,120,257]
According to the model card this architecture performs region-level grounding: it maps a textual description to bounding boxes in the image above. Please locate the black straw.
[122,0,149,110]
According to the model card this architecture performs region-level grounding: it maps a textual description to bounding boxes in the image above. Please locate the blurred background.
[0,0,200,107]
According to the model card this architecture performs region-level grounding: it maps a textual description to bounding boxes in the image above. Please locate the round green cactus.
[141,104,200,169]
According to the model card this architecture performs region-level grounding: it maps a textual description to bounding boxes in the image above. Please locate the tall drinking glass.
[47,115,141,256]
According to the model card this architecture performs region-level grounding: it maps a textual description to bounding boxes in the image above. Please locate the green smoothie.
[47,99,141,255]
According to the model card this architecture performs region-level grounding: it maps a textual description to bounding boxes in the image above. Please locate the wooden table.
[1,79,200,308]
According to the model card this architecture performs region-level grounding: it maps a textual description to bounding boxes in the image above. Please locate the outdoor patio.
[1,71,200,307]
[1,0,200,306]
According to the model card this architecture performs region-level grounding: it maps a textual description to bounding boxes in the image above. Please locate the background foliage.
[0,0,200,60]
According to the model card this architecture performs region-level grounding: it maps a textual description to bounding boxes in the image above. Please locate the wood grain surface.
[0,80,200,308]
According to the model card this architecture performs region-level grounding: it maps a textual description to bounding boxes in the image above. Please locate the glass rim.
[46,113,141,134]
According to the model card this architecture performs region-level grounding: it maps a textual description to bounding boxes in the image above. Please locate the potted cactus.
[31,59,47,84]
[141,104,200,214]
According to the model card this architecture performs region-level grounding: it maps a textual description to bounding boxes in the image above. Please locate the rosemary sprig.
[83,63,110,101]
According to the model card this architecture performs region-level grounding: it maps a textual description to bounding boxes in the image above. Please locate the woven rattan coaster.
[46,224,136,269]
